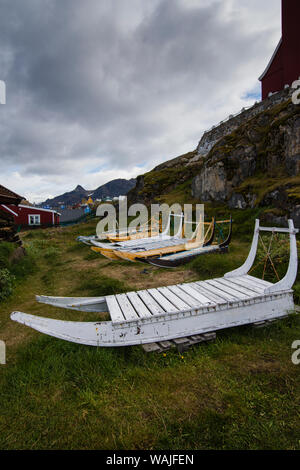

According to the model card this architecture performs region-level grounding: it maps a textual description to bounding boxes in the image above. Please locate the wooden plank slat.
[245,274,273,287]
[106,295,125,323]
[175,284,212,306]
[158,341,173,349]
[240,276,270,291]
[126,240,174,252]
[147,288,179,313]
[188,282,226,303]
[172,337,190,345]
[214,278,257,297]
[196,281,237,302]
[158,286,191,310]
[138,290,165,315]
[205,279,247,300]
[142,343,162,352]
[120,237,187,253]
[229,277,265,294]
[259,226,297,234]
[126,291,153,319]
[118,235,162,248]
[167,285,201,308]
[116,294,140,321]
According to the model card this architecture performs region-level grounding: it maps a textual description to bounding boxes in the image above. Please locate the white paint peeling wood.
[10,293,295,347]
[11,220,299,347]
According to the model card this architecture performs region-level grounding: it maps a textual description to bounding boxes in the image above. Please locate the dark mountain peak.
[75,185,85,192]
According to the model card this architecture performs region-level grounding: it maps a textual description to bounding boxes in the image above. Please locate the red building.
[0,185,23,245]
[259,0,300,100]
[0,204,60,228]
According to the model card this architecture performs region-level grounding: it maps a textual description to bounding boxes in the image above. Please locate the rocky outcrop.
[285,116,300,176]
[290,205,300,228]
[192,163,227,202]
[191,99,300,221]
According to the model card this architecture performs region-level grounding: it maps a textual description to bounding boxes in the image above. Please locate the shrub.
[10,253,37,280]
[7,245,37,280]
[0,242,15,269]
[189,252,236,278]
[0,268,16,302]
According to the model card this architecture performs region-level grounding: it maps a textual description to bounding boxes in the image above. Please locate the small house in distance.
[0,204,60,228]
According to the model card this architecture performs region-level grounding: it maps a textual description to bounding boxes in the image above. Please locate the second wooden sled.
[11,220,298,348]
[143,217,232,268]
[93,217,213,262]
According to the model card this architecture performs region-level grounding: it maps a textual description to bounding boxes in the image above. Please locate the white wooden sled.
[89,212,180,250]
[77,212,175,246]
[77,228,139,245]
[11,220,298,347]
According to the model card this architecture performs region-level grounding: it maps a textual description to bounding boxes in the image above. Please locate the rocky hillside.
[128,97,300,226]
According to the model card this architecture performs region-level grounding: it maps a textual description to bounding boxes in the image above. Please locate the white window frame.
[28,214,41,226]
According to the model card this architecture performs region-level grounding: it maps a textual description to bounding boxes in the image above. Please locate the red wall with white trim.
[1,204,59,227]
[260,0,300,99]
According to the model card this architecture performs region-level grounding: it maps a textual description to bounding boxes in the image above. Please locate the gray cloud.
[0,0,281,201]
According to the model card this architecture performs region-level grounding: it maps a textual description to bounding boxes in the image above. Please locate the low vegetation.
[0,214,299,450]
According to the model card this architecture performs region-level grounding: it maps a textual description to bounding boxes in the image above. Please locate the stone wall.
[197,87,293,157]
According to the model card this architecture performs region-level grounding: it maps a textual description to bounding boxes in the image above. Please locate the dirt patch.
[100,264,197,290]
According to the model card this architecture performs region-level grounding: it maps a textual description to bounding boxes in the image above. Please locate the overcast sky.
[0,0,281,202]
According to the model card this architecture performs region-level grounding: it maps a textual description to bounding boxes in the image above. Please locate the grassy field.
[0,215,299,450]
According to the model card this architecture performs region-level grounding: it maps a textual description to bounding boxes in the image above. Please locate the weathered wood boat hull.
[91,238,189,261]
[144,246,228,268]
[111,241,198,261]
[91,247,121,260]
[11,291,294,347]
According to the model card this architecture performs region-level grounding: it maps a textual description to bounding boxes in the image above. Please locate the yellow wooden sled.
[94,218,215,262]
